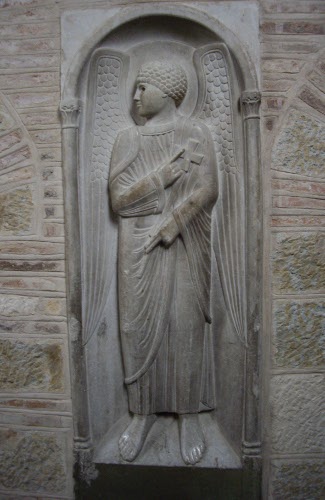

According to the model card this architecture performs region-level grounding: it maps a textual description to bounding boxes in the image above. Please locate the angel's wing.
[193,43,247,344]
[81,49,132,345]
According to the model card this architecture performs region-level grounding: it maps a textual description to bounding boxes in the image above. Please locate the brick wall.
[261,1,325,498]
[0,1,324,498]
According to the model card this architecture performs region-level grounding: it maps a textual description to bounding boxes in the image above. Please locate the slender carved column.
[241,91,262,466]
[60,99,91,453]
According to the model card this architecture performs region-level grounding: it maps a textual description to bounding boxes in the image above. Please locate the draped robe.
[109,116,218,414]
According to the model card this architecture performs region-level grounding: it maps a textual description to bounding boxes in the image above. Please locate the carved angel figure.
[110,62,217,464]
[84,46,246,466]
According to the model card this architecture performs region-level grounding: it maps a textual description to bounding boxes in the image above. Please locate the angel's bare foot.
[179,414,205,465]
[119,414,156,462]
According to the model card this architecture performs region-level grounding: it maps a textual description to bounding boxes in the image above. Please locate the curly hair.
[137,61,188,106]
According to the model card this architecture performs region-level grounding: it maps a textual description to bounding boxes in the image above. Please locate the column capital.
[241,91,261,120]
[60,98,81,129]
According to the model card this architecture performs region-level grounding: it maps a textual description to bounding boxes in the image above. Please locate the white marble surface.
[61,1,260,97]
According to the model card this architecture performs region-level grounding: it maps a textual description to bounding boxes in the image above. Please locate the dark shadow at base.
[75,463,261,500]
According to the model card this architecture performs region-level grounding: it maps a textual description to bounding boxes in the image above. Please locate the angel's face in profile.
[134,82,167,118]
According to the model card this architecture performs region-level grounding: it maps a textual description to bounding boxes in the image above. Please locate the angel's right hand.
[158,149,185,188]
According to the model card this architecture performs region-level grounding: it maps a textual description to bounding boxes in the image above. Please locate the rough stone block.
[270,374,325,454]
[0,429,68,494]
[0,295,66,318]
[272,110,325,177]
[272,232,325,294]
[0,186,34,236]
[270,459,325,500]
[273,300,325,368]
[0,338,65,392]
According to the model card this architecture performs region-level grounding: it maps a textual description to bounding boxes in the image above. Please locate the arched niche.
[60,3,262,482]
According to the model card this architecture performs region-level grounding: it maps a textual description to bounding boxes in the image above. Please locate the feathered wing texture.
[193,44,247,344]
[82,49,132,345]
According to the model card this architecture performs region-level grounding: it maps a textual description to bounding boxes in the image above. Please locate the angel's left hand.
[144,216,179,253]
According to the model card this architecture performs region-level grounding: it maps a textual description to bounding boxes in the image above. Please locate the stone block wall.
[261,1,325,498]
[0,0,324,498]
[0,1,72,498]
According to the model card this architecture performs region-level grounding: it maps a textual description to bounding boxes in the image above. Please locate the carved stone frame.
[60,3,262,492]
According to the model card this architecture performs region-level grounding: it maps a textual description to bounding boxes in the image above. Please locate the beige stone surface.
[270,374,325,454]
[270,459,325,500]
[272,110,325,177]
[272,232,325,294]
[0,186,34,236]
[0,429,68,494]
[0,338,65,392]
[273,300,325,369]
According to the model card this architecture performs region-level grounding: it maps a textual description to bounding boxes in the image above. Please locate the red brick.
[261,22,276,34]
[0,145,31,171]
[273,195,325,210]
[0,72,59,90]
[0,38,59,55]
[265,97,286,111]
[271,215,325,227]
[299,87,325,115]
[272,179,325,196]
[282,21,324,35]
[0,129,22,154]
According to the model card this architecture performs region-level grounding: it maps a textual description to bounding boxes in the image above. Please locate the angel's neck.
[145,102,178,126]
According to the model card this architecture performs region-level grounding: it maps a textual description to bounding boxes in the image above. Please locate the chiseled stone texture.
[0,295,66,317]
[273,300,325,368]
[0,338,64,392]
[270,374,325,454]
[272,232,325,294]
[0,429,67,494]
[0,186,34,236]
[272,110,325,177]
[271,459,325,500]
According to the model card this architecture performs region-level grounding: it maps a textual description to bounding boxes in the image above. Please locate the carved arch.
[60,4,262,482]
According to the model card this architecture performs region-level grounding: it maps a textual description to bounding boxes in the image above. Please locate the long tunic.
[109,116,218,414]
